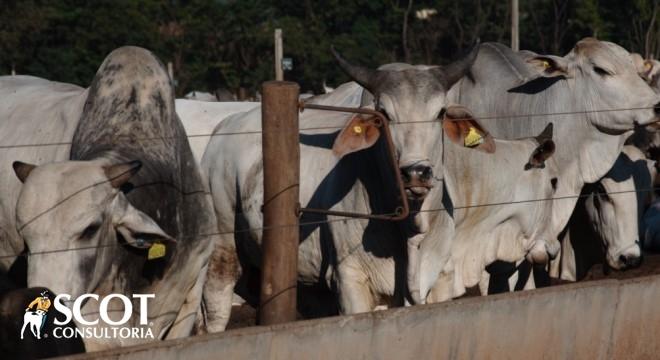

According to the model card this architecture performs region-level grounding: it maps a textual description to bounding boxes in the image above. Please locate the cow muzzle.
[609,242,642,270]
[401,164,434,201]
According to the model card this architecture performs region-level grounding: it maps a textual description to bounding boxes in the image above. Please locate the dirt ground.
[225,253,660,330]
[581,253,660,281]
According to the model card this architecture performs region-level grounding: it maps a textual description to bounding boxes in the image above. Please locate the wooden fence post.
[259,81,300,325]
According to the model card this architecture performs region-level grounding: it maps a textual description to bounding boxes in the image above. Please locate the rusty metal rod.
[298,102,410,221]
[259,81,300,325]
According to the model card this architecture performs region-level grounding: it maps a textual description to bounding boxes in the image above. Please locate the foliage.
[0,0,657,96]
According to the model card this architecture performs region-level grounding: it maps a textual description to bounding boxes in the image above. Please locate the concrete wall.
[62,275,660,360]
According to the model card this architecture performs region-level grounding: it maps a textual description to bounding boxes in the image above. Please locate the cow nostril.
[619,254,642,268]
[400,169,411,183]
[619,254,628,265]
[401,164,433,184]
[420,166,433,181]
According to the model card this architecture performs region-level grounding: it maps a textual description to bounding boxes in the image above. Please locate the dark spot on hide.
[101,63,123,76]
[127,86,137,108]
[77,254,95,286]
[508,76,564,94]
[299,131,339,149]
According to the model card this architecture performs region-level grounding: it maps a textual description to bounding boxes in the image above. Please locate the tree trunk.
[644,2,658,59]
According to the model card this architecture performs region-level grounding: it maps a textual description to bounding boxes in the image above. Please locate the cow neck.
[452,67,630,241]
[441,138,549,296]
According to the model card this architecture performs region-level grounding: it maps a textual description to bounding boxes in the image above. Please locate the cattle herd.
[0,38,659,356]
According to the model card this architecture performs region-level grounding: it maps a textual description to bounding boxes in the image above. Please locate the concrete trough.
[62,275,660,360]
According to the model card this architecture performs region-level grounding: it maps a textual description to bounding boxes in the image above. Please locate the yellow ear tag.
[464,127,484,148]
[542,60,551,69]
[148,242,166,260]
[353,125,363,135]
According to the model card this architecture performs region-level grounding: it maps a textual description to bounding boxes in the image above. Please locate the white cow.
[184,91,218,102]
[447,39,660,290]
[0,47,216,350]
[198,44,501,331]
[175,99,259,163]
[553,146,654,281]
[425,119,558,301]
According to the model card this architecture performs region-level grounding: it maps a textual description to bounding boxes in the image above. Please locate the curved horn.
[331,46,378,93]
[436,40,481,89]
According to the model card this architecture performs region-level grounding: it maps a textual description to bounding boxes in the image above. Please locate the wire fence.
[2,185,658,261]
[0,103,657,260]
[0,105,656,149]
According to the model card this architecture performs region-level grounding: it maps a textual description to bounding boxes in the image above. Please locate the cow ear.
[526,55,570,78]
[631,53,646,74]
[104,160,142,188]
[642,60,655,79]
[332,114,381,158]
[113,194,175,250]
[13,161,37,183]
[525,139,556,170]
[442,105,495,153]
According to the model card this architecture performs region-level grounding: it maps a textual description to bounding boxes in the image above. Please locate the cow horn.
[331,46,378,93]
[437,40,480,89]
[104,160,142,188]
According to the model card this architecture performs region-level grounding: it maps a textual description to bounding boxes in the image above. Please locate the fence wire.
[0,105,655,149]
[0,104,658,260]
[1,185,658,261]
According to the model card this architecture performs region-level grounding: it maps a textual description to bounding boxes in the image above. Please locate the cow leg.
[485,261,517,294]
[478,271,490,295]
[513,260,533,291]
[199,240,240,333]
[165,262,209,339]
[406,234,424,305]
[532,264,552,287]
[426,268,455,303]
[335,261,373,314]
[523,269,536,290]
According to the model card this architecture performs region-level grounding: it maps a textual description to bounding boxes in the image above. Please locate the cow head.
[12,159,174,298]
[332,44,494,206]
[517,124,560,264]
[584,178,642,270]
[512,38,660,132]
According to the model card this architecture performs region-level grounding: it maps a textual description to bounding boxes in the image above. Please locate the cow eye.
[80,222,102,240]
[550,177,558,192]
[593,66,611,76]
